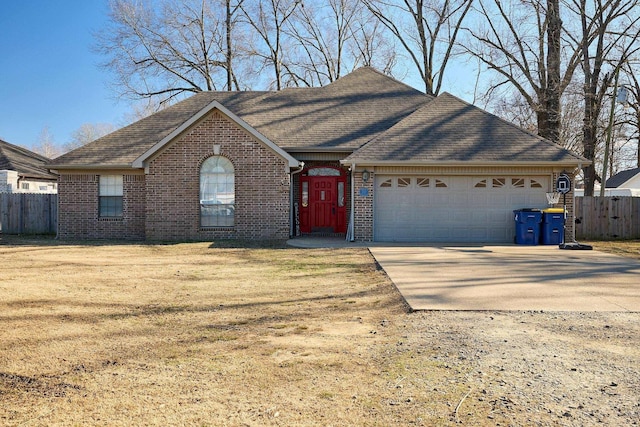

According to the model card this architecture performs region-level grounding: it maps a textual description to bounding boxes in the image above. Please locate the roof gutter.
[339,160,591,168]
[46,164,136,171]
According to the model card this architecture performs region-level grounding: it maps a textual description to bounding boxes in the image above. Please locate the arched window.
[200,156,234,227]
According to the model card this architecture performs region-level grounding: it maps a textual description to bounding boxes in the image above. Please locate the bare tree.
[569,0,640,195]
[463,0,582,143]
[96,0,247,104]
[284,0,397,87]
[31,126,62,159]
[96,0,395,98]
[64,123,117,152]
[621,63,640,167]
[349,12,397,73]
[240,0,300,90]
[363,0,473,95]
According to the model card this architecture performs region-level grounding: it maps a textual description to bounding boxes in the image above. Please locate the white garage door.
[374,175,550,242]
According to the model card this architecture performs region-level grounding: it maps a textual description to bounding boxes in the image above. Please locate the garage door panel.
[374,175,549,242]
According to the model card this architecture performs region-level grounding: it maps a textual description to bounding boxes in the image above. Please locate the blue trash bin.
[514,209,542,245]
[541,208,565,245]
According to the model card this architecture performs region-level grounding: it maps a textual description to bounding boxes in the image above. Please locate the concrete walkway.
[287,238,640,312]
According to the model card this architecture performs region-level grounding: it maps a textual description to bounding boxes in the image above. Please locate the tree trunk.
[545,0,561,144]
[583,94,598,196]
[226,0,233,91]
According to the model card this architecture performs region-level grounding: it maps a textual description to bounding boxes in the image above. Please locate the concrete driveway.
[369,245,640,312]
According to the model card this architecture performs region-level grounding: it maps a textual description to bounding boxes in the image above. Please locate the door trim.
[299,166,347,234]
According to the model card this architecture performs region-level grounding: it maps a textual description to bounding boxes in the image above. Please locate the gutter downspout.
[289,162,305,238]
[347,163,355,241]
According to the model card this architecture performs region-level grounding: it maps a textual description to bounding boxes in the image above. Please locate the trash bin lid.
[543,208,565,213]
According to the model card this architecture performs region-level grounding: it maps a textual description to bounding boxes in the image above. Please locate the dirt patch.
[0,237,638,425]
[395,311,640,426]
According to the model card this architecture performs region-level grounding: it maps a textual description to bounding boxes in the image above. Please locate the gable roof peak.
[323,66,427,96]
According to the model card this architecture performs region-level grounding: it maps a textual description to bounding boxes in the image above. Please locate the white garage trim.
[374,175,550,243]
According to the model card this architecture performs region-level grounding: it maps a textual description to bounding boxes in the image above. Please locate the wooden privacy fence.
[575,196,640,240]
[0,193,57,234]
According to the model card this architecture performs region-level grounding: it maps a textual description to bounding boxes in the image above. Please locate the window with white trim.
[200,156,235,227]
[99,175,123,217]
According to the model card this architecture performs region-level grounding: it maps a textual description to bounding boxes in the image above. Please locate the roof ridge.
[0,138,51,162]
[0,139,50,161]
[322,66,426,96]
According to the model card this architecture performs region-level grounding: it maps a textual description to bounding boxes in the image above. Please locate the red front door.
[300,168,347,234]
[310,177,337,232]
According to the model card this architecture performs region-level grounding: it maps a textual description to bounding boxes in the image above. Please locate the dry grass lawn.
[585,239,640,260]
[1,236,638,426]
[0,237,431,426]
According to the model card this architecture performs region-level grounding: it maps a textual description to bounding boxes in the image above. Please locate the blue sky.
[0,1,477,154]
[0,1,129,150]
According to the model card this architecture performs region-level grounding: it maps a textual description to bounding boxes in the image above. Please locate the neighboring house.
[575,167,640,196]
[48,67,587,242]
[0,139,57,193]
[606,167,640,190]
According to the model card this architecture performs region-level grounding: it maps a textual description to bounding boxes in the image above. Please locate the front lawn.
[1,237,638,426]
[0,240,419,425]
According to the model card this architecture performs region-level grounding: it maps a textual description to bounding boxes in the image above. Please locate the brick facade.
[353,170,374,241]
[145,111,290,241]
[57,173,146,240]
[57,111,291,241]
[551,171,576,241]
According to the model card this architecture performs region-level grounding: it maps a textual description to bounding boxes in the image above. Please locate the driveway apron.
[369,245,640,312]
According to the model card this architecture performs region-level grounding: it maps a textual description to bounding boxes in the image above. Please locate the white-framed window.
[200,156,234,227]
[99,175,123,217]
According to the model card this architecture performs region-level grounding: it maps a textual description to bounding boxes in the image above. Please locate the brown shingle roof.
[237,68,432,150]
[50,91,269,168]
[49,68,431,168]
[49,70,585,169]
[0,139,57,179]
[345,93,587,165]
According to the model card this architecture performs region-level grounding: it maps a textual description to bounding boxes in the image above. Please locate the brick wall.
[551,171,576,241]
[145,110,291,241]
[353,170,374,241]
[57,173,146,240]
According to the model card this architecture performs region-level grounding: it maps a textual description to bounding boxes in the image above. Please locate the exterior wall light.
[362,169,370,182]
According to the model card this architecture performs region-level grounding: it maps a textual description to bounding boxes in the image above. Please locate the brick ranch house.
[48,67,587,242]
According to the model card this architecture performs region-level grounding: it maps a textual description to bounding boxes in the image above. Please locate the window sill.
[200,226,234,231]
[99,217,124,221]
